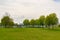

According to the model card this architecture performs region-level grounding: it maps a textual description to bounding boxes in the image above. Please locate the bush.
[58,24,60,27]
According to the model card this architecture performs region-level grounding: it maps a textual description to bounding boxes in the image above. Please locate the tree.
[39,15,45,27]
[30,19,35,27]
[49,13,58,25]
[35,19,40,25]
[45,15,50,28]
[45,13,58,29]
[35,19,40,27]
[23,19,30,25]
[1,16,14,28]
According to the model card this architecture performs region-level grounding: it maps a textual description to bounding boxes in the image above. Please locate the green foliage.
[1,16,14,28]
[49,13,58,25]
[58,24,60,27]
[45,15,51,26]
[23,13,58,28]
[45,13,58,29]
[45,13,58,26]
[30,19,35,25]
[35,19,40,25]
[23,19,30,25]
[39,15,45,26]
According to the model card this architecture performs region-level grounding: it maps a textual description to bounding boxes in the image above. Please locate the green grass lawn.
[0,28,60,40]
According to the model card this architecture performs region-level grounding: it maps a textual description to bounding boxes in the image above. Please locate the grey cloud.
[0,0,7,5]
[21,2,37,7]
[0,0,39,7]
[54,0,60,2]
[0,0,16,6]
[0,0,60,23]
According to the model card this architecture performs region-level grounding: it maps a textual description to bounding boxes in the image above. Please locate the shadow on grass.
[44,28,60,31]
[51,29,60,31]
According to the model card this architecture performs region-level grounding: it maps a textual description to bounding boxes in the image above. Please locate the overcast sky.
[0,0,60,24]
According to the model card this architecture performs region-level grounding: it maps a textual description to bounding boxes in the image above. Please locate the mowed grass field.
[0,28,60,40]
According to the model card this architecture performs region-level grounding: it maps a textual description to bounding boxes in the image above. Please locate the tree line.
[0,13,59,28]
[23,13,59,29]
